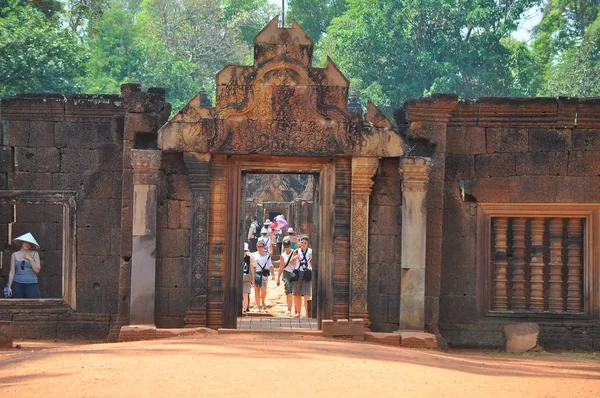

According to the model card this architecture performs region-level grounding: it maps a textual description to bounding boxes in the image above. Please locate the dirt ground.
[1,333,598,397]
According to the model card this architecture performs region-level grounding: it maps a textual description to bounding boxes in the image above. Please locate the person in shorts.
[242,242,252,314]
[277,237,298,315]
[251,237,273,311]
[292,235,312,317]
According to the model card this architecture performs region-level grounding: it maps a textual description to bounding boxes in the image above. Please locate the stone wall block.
[163,257,190,288]
[426,207,443,238]
[486,128,528,153]
[77,227,112,255]
[15,203,45,223]
[10,172,52,190]
[97,144,123,172]
[102,282,119,314]
[515,152,568,176]
[368,235,396,265]
[78,199,121,228]
[556,176,600,203]
[168,287,189,316]
[56,122,99,149]
[446,127,485,154]
[122,169,133,201]
[180,201,191,229]
[445,154,475,180]
[167,174,192,201]
[52,172,85,191]
[573,129,600,150]
[368,205,401,236]
[161,152,188,175]
[462,177,510,202]
[77,255,119,283]
[425,237,442,294]
[15,147,59,172]
[120,227,132,257]
[7,120,30,146]
[28,121,55,147]
[121,199,133,229]
[439,238,476,295]
[155,287,169,315]
[167,200,181,229]
[76,282,103,313]
[111,227,122,256]
[367,294,389,325]
[83,172,122,199]
[475,153,515,177]
[371,176,401,206]
[568,151,600,176]
[157,228,190,258]
[0,147,11,172]
[528,128,572,152]
[442,210,476,240]
[124,113,158,140]
[439,295,478,323]
[44,203,62,224]
[60,148,98,173]
[508,176,557,202]
[108,115,125,144]
[157,201,168,229]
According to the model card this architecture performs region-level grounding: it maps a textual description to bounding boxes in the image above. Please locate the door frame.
[223,155,336,329]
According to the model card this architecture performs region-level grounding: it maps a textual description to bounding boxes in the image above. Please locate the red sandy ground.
[0,333,598,397]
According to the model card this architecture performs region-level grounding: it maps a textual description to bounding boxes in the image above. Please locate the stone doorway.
[237,171,318,326]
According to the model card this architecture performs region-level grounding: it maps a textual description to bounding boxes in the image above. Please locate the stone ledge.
[364,332,400,346]
[322,319,364,341]
[217,329,322,337]
[399,331,438,349]
[118,325,213,342]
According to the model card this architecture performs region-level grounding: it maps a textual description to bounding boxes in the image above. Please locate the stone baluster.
[529,218,545,311]
[567,218,583,312]
[183,152,211,327]
[548,218,564,312]
[349,157,379,327]
[511,218,527,310]
[492,218,508,311]
[129,149,161,325]
[398,156,431,331]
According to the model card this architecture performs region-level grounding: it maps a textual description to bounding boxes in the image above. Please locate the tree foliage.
[287,0,346,43]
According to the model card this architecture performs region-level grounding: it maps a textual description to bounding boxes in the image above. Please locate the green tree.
[321,0,541,112]
[287,0,346,43]
[222,0,277,45]
[0,0,87,96]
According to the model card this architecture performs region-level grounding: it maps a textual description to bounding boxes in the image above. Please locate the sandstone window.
[0,191,76,308]
[478,204,600,319]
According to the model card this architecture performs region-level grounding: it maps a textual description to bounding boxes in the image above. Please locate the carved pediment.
[159,17,404,157]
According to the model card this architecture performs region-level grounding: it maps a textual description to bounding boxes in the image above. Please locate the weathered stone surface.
[27,121,55,147]
[77,227,112,255]
[0,147,11,172]
[124,113,157,140]
[157,228,190,258]
[130,235,157,324]
[446,127,486,155]
[475,153,515,177]
[364,331,400,346]
[439,295,478,323]
[168,287,189,316]
[78,199,121,228]
[0,321,13,348]
[368,205,401,236]
[399,331,437,349]
[568,151,600,176]
[445,154,475,180]
[368,235,397,265]
[162,257,190,289]
[573,129,600,150]
[15,203,45,222]
[504,323,539,353]
[76,282,103,313]
[83,172,122,199]
[180,201,191,229]
[556,176,600,203]
[56,122,99,149]
[52,172,85,191]
[15,147,60,172]
[60,148,98,173]
[515,152,568,176]
[77,255,119,283]
[462,177,510,202]
[486,128,528,153]
[509,176,557,202]
[528,128,571,152]
[10,172,52,190]
[97,144,123,171]
[167,174,191,201]
[322,319,364,340]
[167,200,180,229]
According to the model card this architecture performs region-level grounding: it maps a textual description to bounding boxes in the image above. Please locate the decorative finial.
[347,92,362,114]
[199,88,212,107]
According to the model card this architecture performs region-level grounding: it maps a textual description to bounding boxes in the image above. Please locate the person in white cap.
[260,226,272,255]
[8,232,42,298]
[242,242,251,314]
[250,237,273,311]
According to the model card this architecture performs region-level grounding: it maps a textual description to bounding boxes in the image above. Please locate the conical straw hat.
[12,232,40,249]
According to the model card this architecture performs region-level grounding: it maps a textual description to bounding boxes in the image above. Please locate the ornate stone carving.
[183,152,211,327]
[399,156,432,192]
[567,218,583,312]
[131,149,161,185]
[349,157,379,326]
[529,218,545,311]
[548,218,564,312]
[511,218,527,310]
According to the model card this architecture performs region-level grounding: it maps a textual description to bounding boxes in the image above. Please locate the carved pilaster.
[511,218,527,310]
[129,149,161,326]
[183,152,211,327]
[349,157,379,327]
[548,218,564,312]
[398,156,431,331]
[529,218,545,311]
[567,218,583,312]
[492,218,508,311]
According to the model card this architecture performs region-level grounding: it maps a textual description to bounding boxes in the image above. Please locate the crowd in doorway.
[244,216,312,318]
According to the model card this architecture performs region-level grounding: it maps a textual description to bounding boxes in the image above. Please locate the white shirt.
[294,247,312,270]
[252,251,272,272]
[280,250,297,272]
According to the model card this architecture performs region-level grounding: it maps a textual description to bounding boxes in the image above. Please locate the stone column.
[399,156,431,331]
[349,157,379,327]
[129,149,161,325]
[183,152,211,327]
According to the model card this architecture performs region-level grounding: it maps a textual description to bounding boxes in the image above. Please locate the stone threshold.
[218,328,322,337]
[118,325,214,342]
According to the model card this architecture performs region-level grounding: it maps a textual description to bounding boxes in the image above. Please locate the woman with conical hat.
[8,233,42,298]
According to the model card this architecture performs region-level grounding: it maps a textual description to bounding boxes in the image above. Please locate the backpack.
[252,221,261,239]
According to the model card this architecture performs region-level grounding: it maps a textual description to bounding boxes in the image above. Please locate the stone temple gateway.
[0,18,598,349]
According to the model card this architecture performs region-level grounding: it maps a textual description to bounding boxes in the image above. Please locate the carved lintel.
[183,152,211,327]
[131,149,161,170]
[349,157,378,327]
[399,156,432,192]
